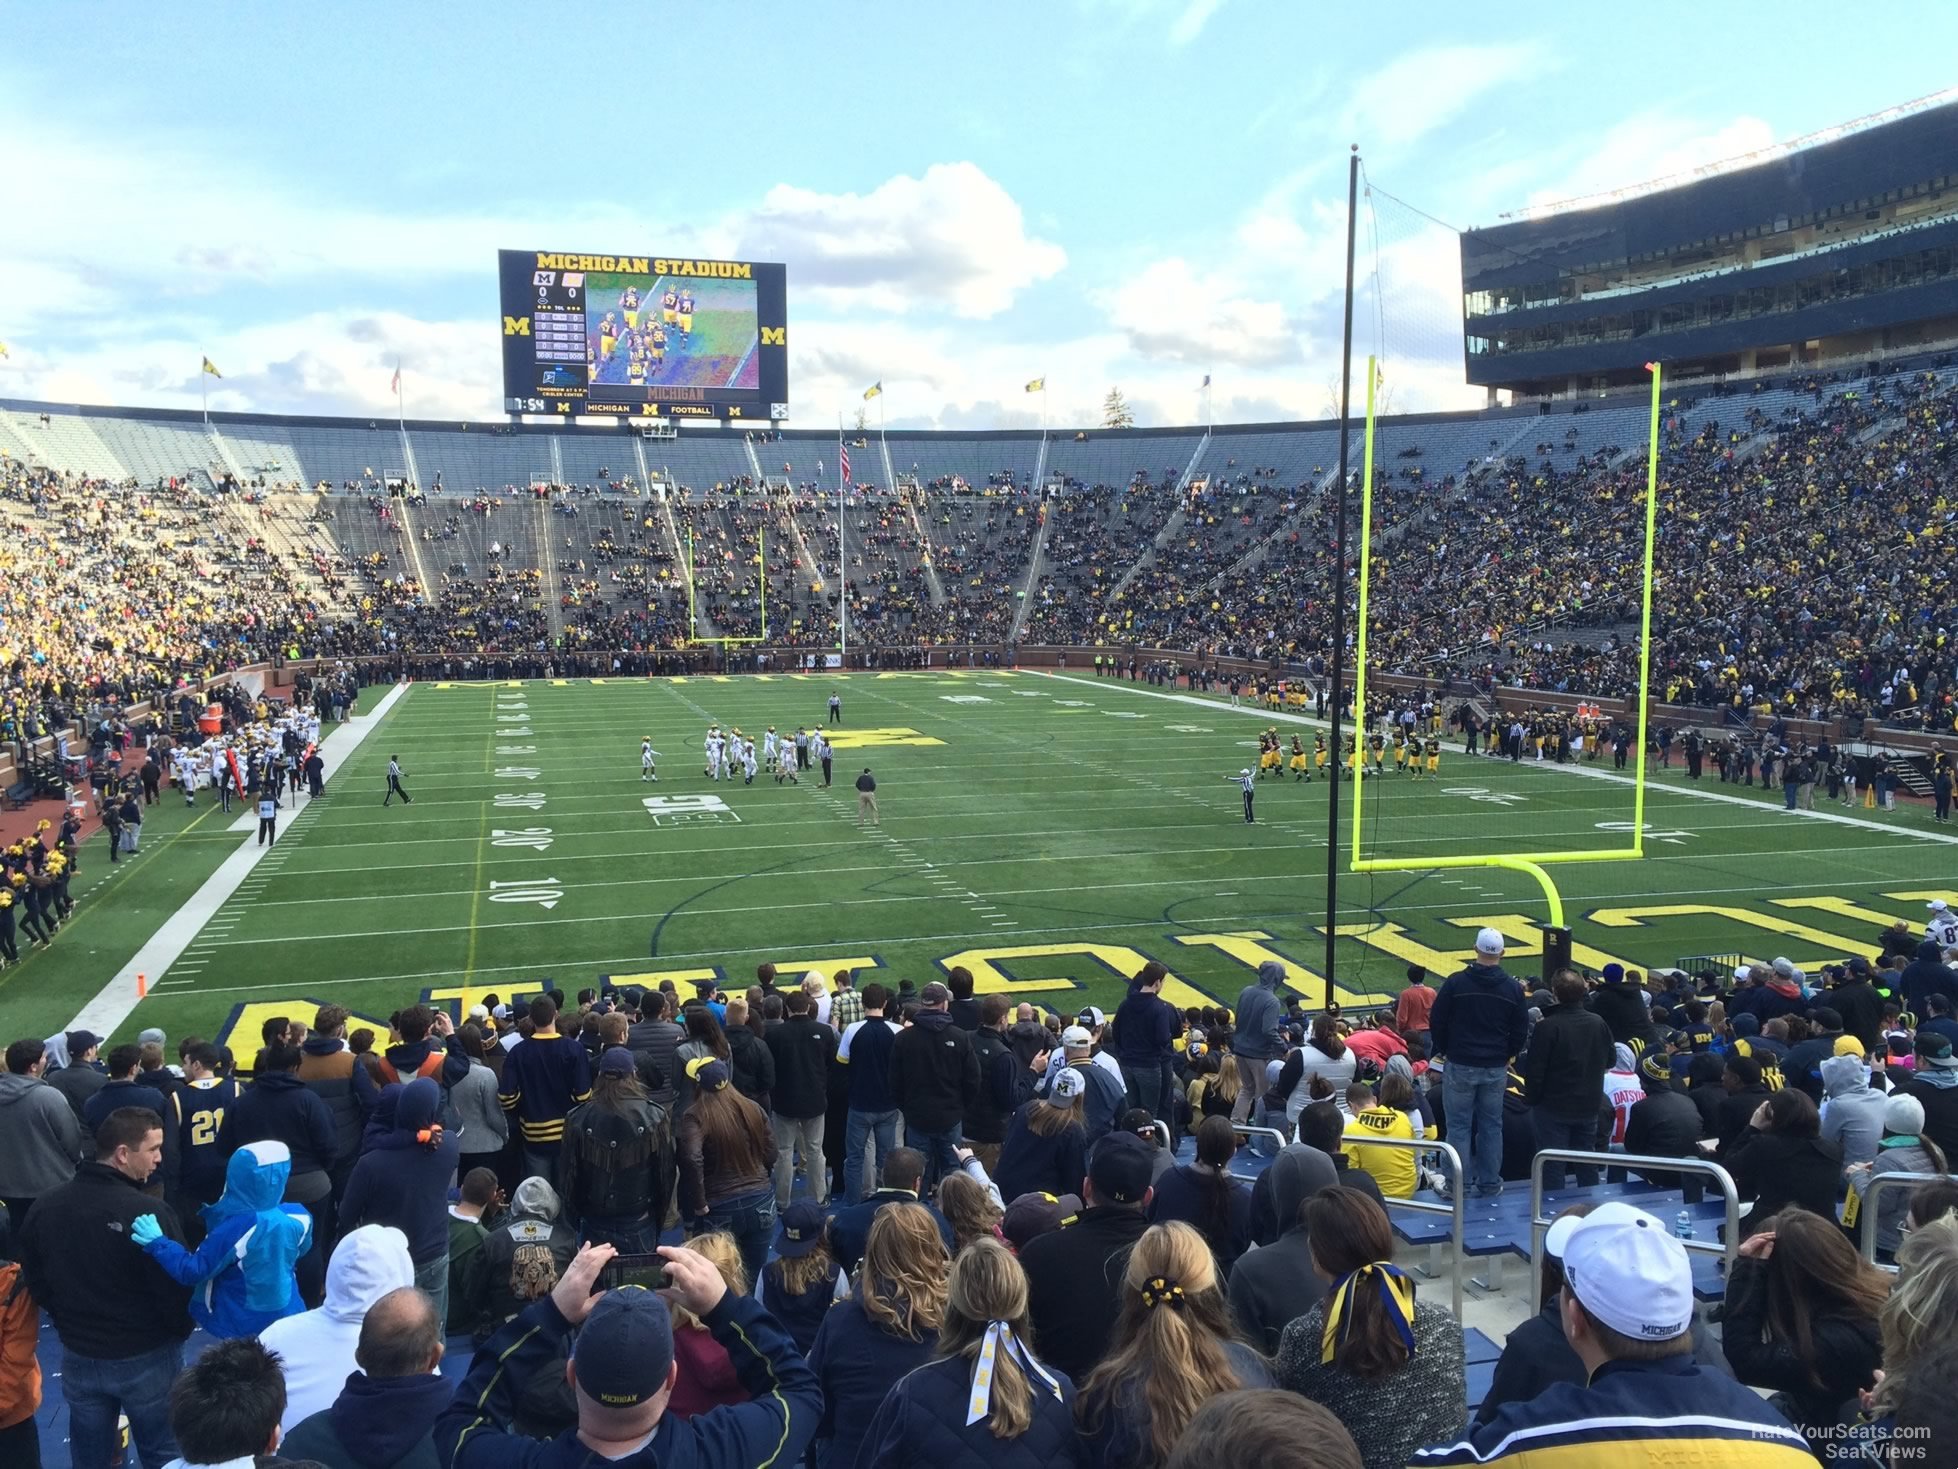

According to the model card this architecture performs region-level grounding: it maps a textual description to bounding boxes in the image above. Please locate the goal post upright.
[1343,354,1667,951]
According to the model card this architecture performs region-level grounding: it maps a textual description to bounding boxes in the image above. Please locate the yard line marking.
[61,681,412,1040]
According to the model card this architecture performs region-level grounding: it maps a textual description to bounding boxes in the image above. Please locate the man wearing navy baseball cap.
[435,1240,819,1467]
[1414,1203,1808,1465]
[1017,1131,1156,1383]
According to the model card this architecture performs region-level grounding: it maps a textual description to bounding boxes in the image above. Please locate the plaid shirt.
[828,987,865,1030]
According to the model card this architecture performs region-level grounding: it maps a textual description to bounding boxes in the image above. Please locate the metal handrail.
[1857,1170,1944,1272]
[1148,1121,1172,1152]
[1229,1123,1290,1151]
[1337,1134,1468,1323]
[1528,1149,1740,1310]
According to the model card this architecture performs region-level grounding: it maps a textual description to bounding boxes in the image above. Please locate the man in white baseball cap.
[1428,927,1528,1199]
[1043,1024,1125,1143]
[1415,1202,1809,1465]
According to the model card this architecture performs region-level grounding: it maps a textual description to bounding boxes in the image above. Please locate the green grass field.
[7,669,1956,1057]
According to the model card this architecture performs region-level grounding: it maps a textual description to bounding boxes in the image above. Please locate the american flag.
[840,444,852,484]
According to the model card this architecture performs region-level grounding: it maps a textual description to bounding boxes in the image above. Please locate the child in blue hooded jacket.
[131,1137,310,1337]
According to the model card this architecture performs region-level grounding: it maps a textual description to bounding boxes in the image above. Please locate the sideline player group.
[1247,726,1443,784]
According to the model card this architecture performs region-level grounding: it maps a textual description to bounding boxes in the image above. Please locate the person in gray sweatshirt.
[1231,961,1288,1124]
[0,1037,84,1220]
[1820,1051,1886,1180]
[1227,1142,1336,1353]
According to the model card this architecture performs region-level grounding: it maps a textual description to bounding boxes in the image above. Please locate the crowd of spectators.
[0,920,1954,1464]
[10,364,1958,732]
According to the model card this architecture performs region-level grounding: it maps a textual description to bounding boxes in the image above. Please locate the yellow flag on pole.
[201,356,223,378]
[1024,377,1045,393]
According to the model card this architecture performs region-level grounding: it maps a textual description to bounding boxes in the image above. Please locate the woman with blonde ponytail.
[1076,1221,1272,1468]
[858,1237,1083,1468]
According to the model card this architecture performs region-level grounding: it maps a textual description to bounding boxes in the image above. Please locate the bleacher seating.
[6,352,1958,710]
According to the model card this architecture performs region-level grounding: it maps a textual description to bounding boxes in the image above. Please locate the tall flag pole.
[392,360,404,429]
[200,355,222,426]
[837,411,849,662]
[1202,372,1213,431]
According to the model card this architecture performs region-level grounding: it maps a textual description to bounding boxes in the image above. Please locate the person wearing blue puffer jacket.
[131,1137,310,1338]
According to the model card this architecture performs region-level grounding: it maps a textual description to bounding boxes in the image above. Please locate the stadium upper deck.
[1462,95,1958,396]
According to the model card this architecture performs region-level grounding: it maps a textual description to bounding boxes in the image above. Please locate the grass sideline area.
[4,668,1953,1056]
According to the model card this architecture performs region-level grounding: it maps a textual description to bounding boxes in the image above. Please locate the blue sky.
[4,2,1955,428]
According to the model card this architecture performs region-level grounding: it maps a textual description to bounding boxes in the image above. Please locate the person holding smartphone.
[435,1240,820,1469]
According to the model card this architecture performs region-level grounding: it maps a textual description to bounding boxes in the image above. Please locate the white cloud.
[0,108,1061,327]
[1343,42,1555,151]
[1168,0,1226,45]
[2,310,500,422]
[731,163,1066,319]
[1099,258,1302,369]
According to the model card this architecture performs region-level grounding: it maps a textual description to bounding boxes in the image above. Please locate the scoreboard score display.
[498,250,788,421]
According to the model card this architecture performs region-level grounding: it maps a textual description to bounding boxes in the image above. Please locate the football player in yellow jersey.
[1259,730,1282,776]
[1314,734,1328,774]
[1393,731,1408,772]
[626,350,646,386]
[1368,733,1386,776]
[662,289,679,326]
[1290,735,1310,781]
[649,326,668,363]
[1343,735,1357,779]
[678,291,695,334]
[621,286,641,330]
[598,311,620,359]
[1425,736,1441,777]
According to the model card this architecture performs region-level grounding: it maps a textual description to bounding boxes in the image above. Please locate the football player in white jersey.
[1928,899,1958,951]
[640,739,661,782]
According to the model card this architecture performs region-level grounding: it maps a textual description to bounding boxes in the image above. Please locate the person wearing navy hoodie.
[226,1041,339,1305]
[1430,929,1528,1199]
[338,1078,463,1326]
[282,1284,448,1469]
[890,981,980,1190]
[1110,962,1180,1128]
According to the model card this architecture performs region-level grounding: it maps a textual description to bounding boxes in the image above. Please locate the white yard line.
[1032,672,1958,848]
[65,683,412,1039]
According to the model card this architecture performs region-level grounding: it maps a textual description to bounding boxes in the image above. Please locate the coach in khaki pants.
[765,990,838,1207]
[855,766,879,824]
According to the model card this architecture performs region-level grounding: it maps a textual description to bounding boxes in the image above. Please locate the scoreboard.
[498,250,788,422]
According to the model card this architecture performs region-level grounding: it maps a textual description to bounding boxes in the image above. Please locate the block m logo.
[760,326,786,347]
[503,316,531,336]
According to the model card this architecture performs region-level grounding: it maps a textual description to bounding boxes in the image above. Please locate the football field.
[10,670,1958,1057]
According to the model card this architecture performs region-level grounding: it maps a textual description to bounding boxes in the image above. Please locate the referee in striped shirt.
[1230,767,1255,823]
